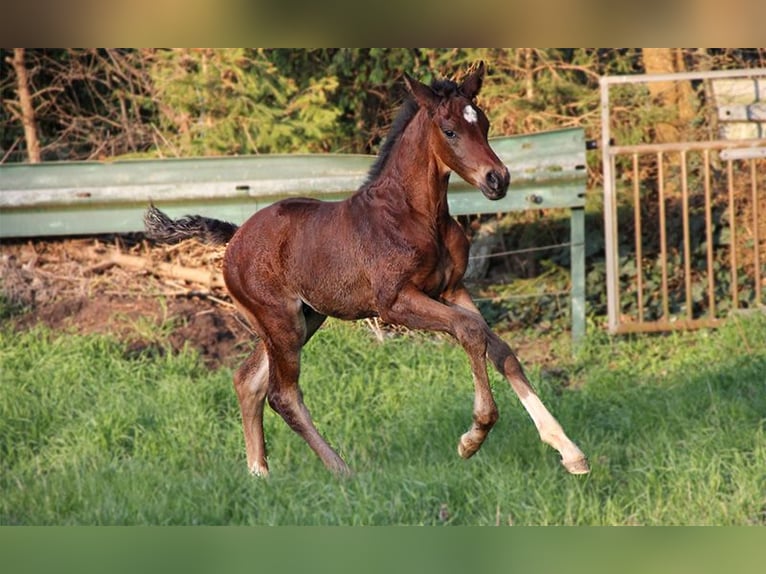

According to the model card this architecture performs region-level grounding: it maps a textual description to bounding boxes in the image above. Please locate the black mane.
[363,78,461,186]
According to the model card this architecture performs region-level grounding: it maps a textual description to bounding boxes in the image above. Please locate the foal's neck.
[380,110,452,222]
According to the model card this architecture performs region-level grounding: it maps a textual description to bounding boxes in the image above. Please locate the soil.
[1,235,560,372]
[1,236,253,369]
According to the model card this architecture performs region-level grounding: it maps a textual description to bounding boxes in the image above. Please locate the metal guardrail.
[0,127,588,340]
[1,129,586,235]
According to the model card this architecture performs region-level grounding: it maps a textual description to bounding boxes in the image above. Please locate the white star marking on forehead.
[463,105,478,124]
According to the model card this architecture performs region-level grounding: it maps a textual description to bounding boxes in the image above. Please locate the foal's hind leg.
[263,304,351,476]
[234,342,271,476]
[234,306,337,477]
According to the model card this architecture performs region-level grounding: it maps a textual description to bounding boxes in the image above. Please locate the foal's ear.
[459,61,485,100]
[404,73,439,112]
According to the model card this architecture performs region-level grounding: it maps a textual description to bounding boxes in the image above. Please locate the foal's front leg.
[456,351,499,460]
[446,287,589,474]
[380,285,499,459]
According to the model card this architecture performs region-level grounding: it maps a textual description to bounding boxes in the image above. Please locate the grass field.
[1,312,765,525]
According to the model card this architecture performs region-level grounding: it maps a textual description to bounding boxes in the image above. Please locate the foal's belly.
[297,273,378,321]
[299,260,455,324]
[290,247,378,321]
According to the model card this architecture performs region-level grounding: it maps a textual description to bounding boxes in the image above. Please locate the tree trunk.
[523,48,535,100]
[642,48,696,143]
[11,48,42,163]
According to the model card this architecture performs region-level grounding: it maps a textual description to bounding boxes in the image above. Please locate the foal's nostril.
[486,168,510,192]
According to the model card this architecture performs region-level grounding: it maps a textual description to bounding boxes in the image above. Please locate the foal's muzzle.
[481,166,510,200]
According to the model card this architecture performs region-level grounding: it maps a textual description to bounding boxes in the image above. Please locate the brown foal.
[145,62,589,477]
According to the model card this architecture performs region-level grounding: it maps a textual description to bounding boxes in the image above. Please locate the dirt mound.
[1,237,254,369]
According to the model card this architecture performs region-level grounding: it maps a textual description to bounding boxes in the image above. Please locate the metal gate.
[600,68,766,334]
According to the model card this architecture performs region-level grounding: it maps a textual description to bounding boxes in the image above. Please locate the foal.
[145,62,589,476]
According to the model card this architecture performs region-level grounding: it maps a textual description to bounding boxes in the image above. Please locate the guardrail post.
[570,205,586,347]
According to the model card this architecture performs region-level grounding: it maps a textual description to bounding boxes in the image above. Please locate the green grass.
[1,314,765,525]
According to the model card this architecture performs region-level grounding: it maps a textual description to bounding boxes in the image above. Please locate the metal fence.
[600,68,766,334]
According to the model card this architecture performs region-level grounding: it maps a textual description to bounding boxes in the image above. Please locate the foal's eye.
[443,129,457,139]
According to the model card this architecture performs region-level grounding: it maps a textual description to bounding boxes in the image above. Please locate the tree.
[6,48,41,163]
[641,48,696,143]
[1,49,155,162]
[2,49,763,164]
[146,49,341,156]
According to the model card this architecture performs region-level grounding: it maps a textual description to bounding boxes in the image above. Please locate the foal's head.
[404,61,510,200]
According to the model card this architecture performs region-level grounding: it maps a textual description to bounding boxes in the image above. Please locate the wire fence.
[467,241,574,260]
[467,240,580,305]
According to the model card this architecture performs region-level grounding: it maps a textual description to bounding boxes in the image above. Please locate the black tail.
[143,204,239,246]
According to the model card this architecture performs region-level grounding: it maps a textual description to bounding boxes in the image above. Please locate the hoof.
[457,433,480,459]
[562,456,590,475]
[250,463,270,478]
[330,464,353,478]
[323,453,353,477]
